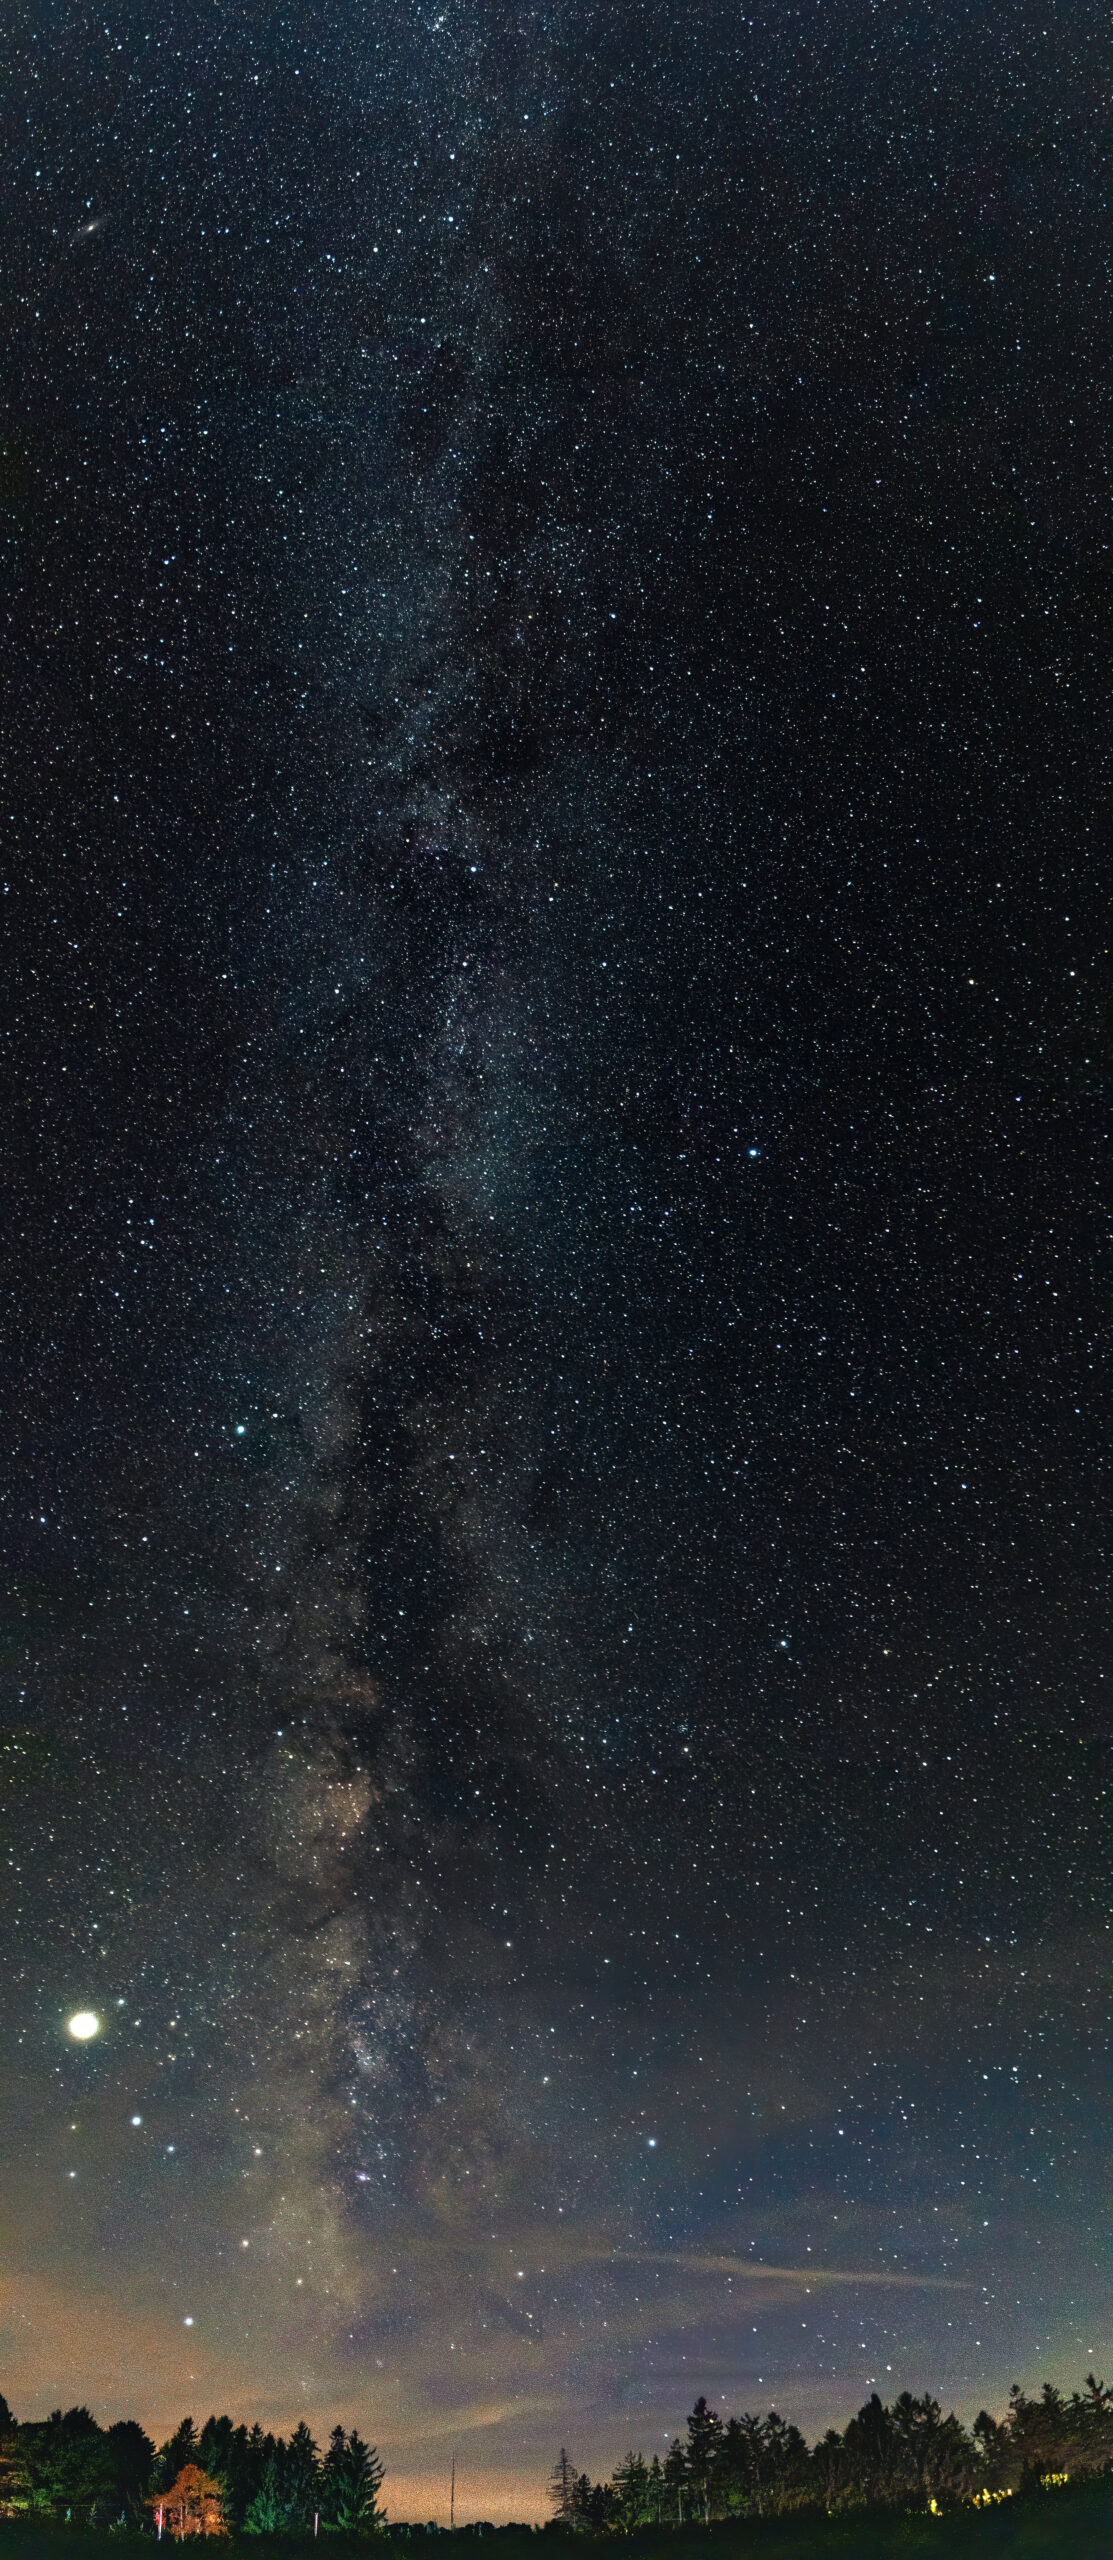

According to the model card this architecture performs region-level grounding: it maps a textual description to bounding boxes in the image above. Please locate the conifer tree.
[663,2438,688,2523]
[155,2420,199,2494]
[322,2426,385,2531]
[285,2421,321,2529]
[548,2449,576,2527]
[244,2451,286,2535]
[106,2420,155,2514]
[686,2398,724,2521]
[613,2451,649,2529]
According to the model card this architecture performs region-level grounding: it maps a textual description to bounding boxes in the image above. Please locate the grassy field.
[4,2489,1113,2560]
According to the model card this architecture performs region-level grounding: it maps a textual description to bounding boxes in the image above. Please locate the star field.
[1,0,1109,2521]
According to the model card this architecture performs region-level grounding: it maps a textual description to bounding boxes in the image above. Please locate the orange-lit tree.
[152,2465,228,2537]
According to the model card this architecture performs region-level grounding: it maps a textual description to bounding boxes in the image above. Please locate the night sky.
[2,0,1109,2523]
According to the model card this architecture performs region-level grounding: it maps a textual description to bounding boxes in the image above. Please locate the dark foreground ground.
[5,2483,1113,2560]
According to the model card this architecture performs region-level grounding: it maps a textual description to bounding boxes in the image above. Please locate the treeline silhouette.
[0,2400,383,2533]
[549,2372,1113,2526]
[2,2369,1112,2540]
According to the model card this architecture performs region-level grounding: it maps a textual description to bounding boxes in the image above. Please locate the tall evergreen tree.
[284,2421,321,2529]
[612,2451,649,2529]
[571,2471,594,2529]
[244,2451,287,2536]
[155,2419,199,2494]
[241,2423,270,2518]
[321,2428,384,2532]
[662,2438,688,2524]
[322,2425,348,2525]
[106,2420,154,2512]
[685,2398,724,2521]
[198,2417,256,2531]
[548,2449,576,2527]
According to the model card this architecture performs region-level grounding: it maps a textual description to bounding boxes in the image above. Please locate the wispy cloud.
[389,2395,565,2450]
[610,2249,969,2291]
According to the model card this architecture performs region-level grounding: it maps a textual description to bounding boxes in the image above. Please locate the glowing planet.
[66,2010,101,2041]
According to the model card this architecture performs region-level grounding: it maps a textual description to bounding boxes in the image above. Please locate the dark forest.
[3,2370,1113,2536]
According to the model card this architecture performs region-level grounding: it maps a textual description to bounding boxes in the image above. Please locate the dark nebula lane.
[2,0,1109,2517]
